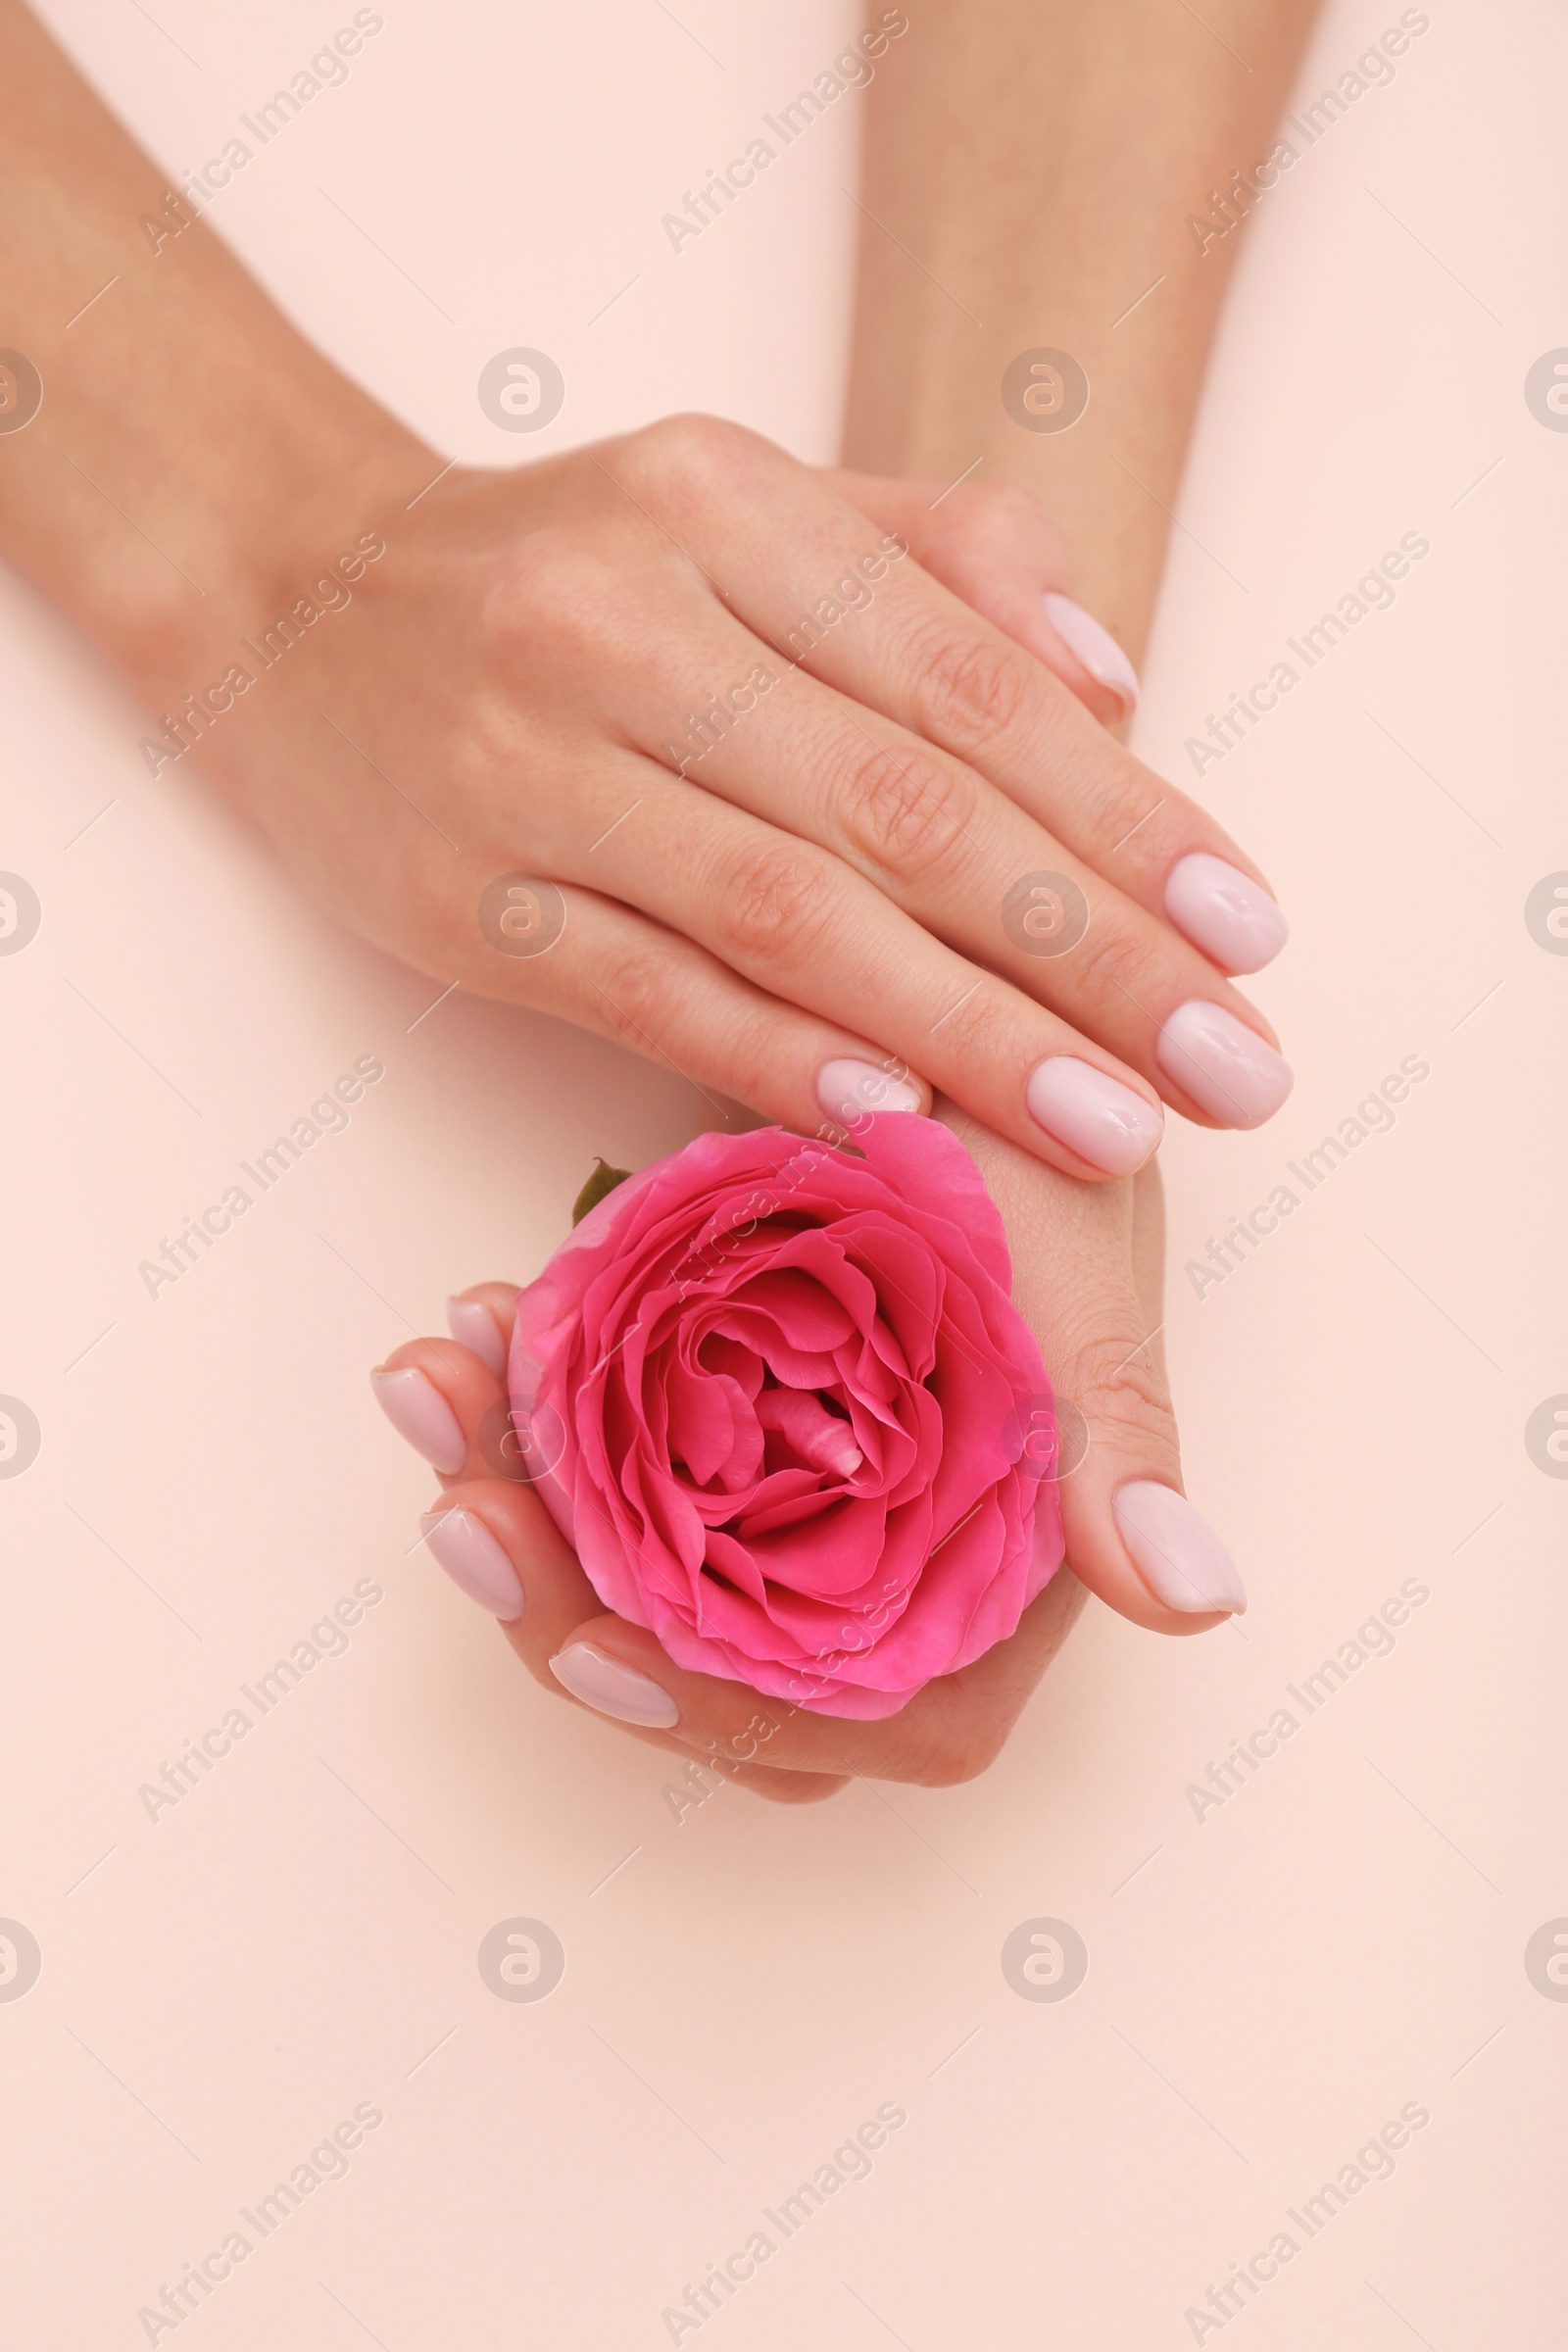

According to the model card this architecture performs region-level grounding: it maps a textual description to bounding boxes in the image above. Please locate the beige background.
[2,1,1563,2344]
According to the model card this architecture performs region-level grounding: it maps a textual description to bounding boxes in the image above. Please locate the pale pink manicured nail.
[421,1508,524,1620]
[550,1642,679,1728]
[1025,1055,1163,1174]
[1164,853,1289,975]
[369,1366,466,1475]
[816,1057,922,1124]
[1042,592,1140,713]
[1113,1481,1248,1615]
[1155,1001,1293,1128]
[446,1296,508,1376]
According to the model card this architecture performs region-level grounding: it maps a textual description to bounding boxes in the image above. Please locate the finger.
[370,1330,517,1485]
[431,871,934,1141]
[417,1476,849,1801]
[440,1342,1096,1787]
[602,607,1290,1130]
[368,1340,837,1795]
[619,423,1287,978]
[385,1324,1084,1786]
[574,761,1172,1174]
[455,1477,1082,1788]
[947,1107,1249,1637]
[445,1283,519,1377]
[822,467,1138,728]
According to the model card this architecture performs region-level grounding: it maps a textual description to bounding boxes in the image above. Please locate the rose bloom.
[510,1116,1064,1719]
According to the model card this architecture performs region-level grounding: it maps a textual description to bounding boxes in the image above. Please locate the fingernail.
[1025,1054,1163,1174]
[550,1642,680,1728]
[1042,592,1140,714]
[1164,854,1289,975]
[420,1508,524,1620]
[446,1296,508,1376]
[1156,1001,1293,1128]
[1113,1480,1248,1615]
[369,1365,466,1475]
[815,1057,923,1125]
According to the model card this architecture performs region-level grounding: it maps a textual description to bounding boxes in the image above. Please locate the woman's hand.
[0,10,1289,1172]
[174,420,1291,1176]
[370,1118,1243,1801]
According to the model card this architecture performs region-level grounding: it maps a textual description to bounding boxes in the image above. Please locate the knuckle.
[946,478,1055,553]
[591,941,683,1052]
[1066,1333,1176,1452]
[1053,904,1159,1011]
[620,411,760,507]
[716,841,839,968]
[908,619,1032,754]
[1061,757,1157,857]
[837,736,976,884]
[720,1002,800,1118]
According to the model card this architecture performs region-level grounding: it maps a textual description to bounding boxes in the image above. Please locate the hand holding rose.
[372,1108,1246,1799]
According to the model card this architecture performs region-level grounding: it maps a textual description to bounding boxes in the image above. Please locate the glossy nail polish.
[446,1296,508,1376]
[549,1642,679,1728]
[1025,1055,1163,1174]
[1042,592,1140,714]
[1155,1001,1293,1127]
[1113,1480,1247,1614]
[816,1057,922,1125]
[1165,853,1289,975]
[421,1508,524,1620]
[369,1365,466,1475]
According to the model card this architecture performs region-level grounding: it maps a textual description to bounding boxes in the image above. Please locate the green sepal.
[571,1158,632,1226]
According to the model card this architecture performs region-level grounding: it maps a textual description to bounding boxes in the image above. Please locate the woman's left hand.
[370,1119,1244,1801]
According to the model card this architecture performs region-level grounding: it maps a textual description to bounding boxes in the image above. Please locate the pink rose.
[510,1116,1064,1719]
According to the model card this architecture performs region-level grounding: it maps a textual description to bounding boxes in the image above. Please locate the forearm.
[0,0,421,701]
[844,0,1322,661]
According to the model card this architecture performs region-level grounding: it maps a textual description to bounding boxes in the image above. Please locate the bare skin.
[382,1118,1174,1804]
[0,1,1319,1792]
[846,0,1324,662]
[0,0,1297,1172]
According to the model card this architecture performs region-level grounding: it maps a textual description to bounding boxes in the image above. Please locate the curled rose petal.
[511,1115,1064,1718]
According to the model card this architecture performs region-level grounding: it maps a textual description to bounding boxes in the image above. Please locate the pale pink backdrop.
[1,2,1562,2345]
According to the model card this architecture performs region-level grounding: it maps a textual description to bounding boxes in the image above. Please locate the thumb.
[945,1114,1248,1638]
[1057,1163,1247,1635]
[819,466,1140,729]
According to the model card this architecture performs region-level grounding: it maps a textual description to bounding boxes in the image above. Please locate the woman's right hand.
[172,414,1291,1176]
[2,7,1290,1172]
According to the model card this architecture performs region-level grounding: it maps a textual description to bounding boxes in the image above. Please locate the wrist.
[86,368,428,710]
[0,0,435,710]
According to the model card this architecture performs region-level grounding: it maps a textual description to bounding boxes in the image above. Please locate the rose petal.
[512,1118,1056,1715]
